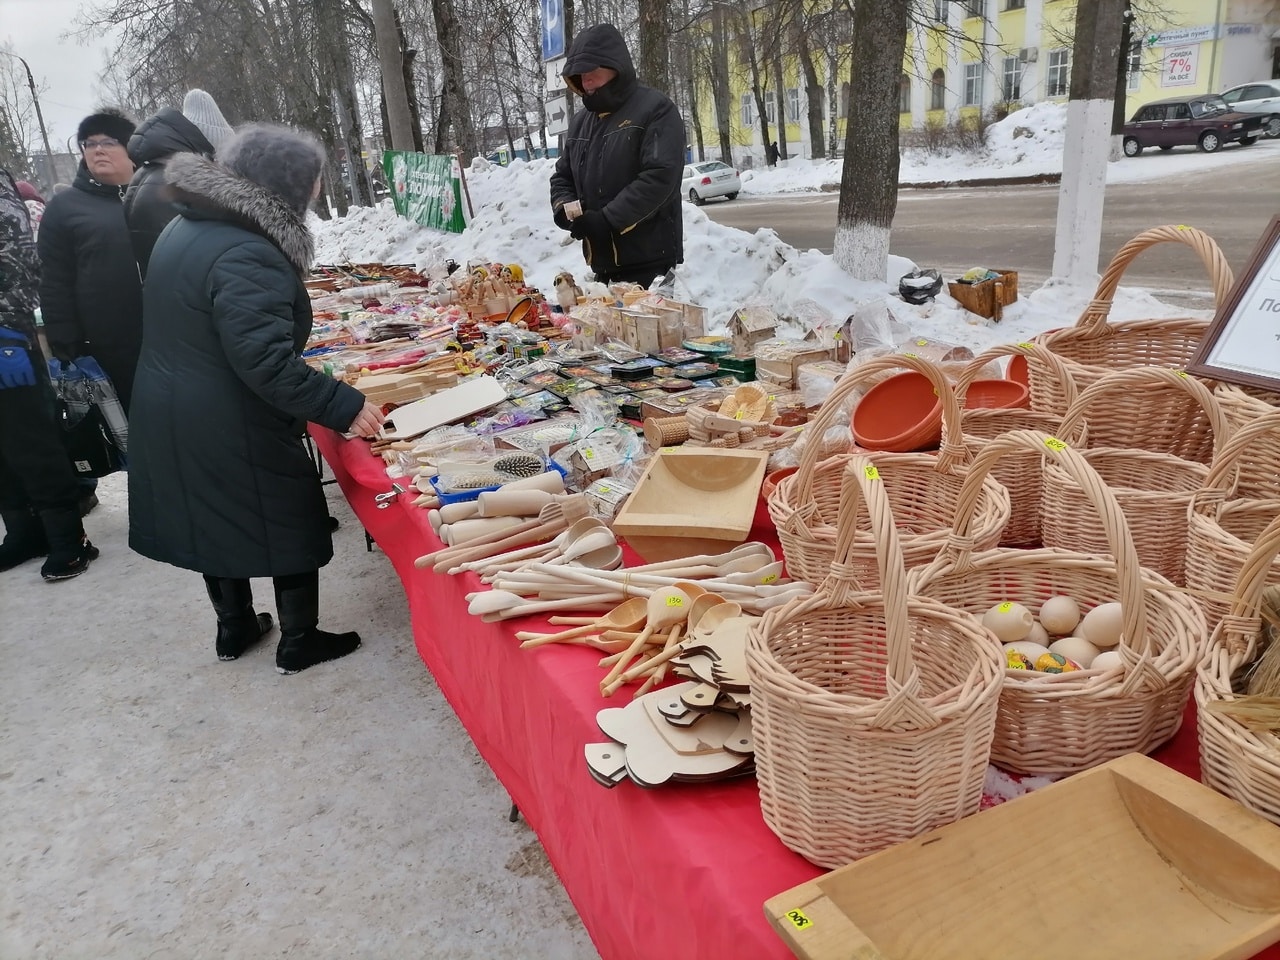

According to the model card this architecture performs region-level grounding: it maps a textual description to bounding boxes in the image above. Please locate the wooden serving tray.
[764,753,1280,960]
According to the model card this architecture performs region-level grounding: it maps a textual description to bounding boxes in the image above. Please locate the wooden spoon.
[466,589,621,622]
[516,597,649,648]
[599,586,692,694]
[618,601,745,683]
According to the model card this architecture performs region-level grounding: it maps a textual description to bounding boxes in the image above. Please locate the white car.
[1220,80,1280,138]
[681,161,741,204]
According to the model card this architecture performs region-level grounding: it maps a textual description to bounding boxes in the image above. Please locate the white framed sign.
[1188,215,1280,391]
[1161,45,1199,87]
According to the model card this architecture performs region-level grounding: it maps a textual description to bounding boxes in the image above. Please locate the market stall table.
[310,426,1280,960]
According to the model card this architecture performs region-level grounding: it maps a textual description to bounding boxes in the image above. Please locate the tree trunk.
[371,0,415,150]
[1111,1,1133,135]
[1051,0,1128,285]
[432,0,477,159]
[797,33,826,159]
[771,53,788,161]
[737,12,771,165]
[833,0,911,281]
[395,10,426,152]
[710,5,733,164]
[826,45,840,158]
[637,0,670,93]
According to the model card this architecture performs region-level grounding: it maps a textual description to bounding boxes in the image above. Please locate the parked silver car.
[1220,80,1280,138]
[681,161,740,204]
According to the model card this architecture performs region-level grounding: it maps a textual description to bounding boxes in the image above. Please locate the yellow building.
[709,0,1279,164]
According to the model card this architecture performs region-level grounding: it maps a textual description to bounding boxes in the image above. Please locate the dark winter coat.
[0,170,40,339]
[37,162,144,407]
[127,153,365,579]
[549,24,685,278]
[124,107,216,279]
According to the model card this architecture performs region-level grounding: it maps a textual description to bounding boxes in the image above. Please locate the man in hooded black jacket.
[549,24,685,287]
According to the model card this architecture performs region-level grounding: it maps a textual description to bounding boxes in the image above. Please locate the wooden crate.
[948,269,1018,321]
[764,753,1280,960]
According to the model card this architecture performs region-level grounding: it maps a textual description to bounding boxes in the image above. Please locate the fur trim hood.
[164,152,313,273]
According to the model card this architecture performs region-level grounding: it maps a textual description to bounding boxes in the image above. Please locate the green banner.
[382,151,468,233]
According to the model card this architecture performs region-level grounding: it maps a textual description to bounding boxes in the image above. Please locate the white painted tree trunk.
[1051,97,1113,286]
[833,223,892,283]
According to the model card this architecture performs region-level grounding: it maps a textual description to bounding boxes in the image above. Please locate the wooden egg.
[1027,621,1051,647]
[1034,652,1080,674]
[1078,602,1124,648]
[982,601,1035,642]
[1038,595,1081,636]
[1049,636,1101,669]
[1091,650,1123,672]
[1003,640,1051,664]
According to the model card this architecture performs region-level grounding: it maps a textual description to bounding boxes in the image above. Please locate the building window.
[786,87,801,123]
[1002,56,1022,101]
[963,62,983,106]
[933,0,946,22]
[1046,48,1070,97]
[930,68,946,110]
[965,0,984,17]
[1126,41,1142,91]
[740,92,753,126]
[765,93,776,125]
[1006,0,1025,9]
[899,74,911,113]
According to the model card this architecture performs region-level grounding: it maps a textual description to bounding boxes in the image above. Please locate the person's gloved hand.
[553,204,572,231]
[0,329,36,389]
[569,209,608,241]
[48,341,80,364]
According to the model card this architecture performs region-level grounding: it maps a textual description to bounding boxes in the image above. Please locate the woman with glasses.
[37,107,144,415]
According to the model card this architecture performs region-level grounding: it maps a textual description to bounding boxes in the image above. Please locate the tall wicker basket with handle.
[768,353,1010,588]
[1196,510,1280,826]
[949,342,1082,547]
[1028,224,1234,459]
[1215,383,1280,499]
[1039,366,1231,586]
[749,455,1003,868]
[1185,410,1280,632]
[910,430,1208,776]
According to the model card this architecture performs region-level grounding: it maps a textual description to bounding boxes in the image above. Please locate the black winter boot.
[38,508,99,581]
[0,508,48,571]
[203,576,275,661]
[273,571,361,675]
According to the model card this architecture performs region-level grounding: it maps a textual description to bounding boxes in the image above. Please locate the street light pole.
[1,51,56,190]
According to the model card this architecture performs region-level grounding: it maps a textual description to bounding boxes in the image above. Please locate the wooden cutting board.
[378,376,507,441]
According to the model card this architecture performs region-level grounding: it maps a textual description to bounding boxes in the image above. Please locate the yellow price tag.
[583,448,596,459]
[915,339,928,346]
[598,485,611,493]
[734,410,744,420]
[1016,342,1035,349]
[761,573,779,584]
[863,465,880,480]
[903,352,918,359]
[1176,370,1189,378]
[998,601,1013,613]
[665,596,684,607]
[785,909,813,931]
[1044,436,1068,452]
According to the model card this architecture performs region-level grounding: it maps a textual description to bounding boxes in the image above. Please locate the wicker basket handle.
[1198,409,1280,498]
[823,456,917,684]
[1211,511,1280,670]
[793,353,966,506]
[1056,366,1232,460]
[911,429,1151,653]
[953,341,1078,409]
[1068,224,1234,336]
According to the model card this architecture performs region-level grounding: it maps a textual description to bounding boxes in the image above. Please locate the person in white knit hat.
[123,89,235,277]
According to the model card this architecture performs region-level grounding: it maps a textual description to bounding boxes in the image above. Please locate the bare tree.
[638,0,671,92]
[833,0,912,280]
[371,0,416,149]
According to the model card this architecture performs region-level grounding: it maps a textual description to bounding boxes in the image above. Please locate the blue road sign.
[541,0,565,60]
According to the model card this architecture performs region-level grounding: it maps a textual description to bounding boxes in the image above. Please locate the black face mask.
[581,75,633,114]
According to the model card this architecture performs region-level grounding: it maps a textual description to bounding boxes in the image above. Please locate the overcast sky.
[5,0,118,149]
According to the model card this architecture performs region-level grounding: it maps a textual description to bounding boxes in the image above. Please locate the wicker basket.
[1028,224,1234,458]
[1215,383,1280,499]
[949,342,1082,547]
[769,353,1010,587]
[749,455,1003,867]
[909,430,1208,776]
[1185,410,1280,631]
[1040,366,1230,586]
[1196,511,1280,826]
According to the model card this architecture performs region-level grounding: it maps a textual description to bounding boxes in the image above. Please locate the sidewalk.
[0,472,597,959]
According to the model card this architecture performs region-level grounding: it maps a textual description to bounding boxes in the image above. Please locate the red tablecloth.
[312,427,1280,960]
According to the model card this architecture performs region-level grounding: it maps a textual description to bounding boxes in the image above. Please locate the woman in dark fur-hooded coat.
[128,125,373,579]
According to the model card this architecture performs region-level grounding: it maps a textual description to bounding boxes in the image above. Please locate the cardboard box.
[753,339,834,389]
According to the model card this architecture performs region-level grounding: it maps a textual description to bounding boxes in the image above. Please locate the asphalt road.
[703,142,1280,302]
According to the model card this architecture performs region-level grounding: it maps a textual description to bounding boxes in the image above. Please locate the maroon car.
[1121,94,1265,155]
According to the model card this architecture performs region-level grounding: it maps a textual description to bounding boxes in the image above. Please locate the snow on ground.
[312,103,1262,355]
